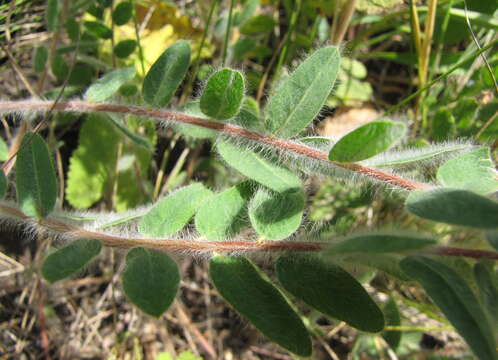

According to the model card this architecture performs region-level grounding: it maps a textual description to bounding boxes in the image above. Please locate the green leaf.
[33,46,48,73]
[474,262,498,324]
[337,253,411,281]
[405,188,498,229]
[175,101,217,139]
[52,53,69,81]
[400,256,497,360]
[122,248,179,317]
[195,181,253,240]
[42,239,102,283]
[68,63,95,86]
[46,0,60,32]
[329,120,406,162]
[139,183,213,237]
[0,137,8,161]
[216,141,301,193]
[107,113,153,150]
[85,67,136,102]
[209,256,312,357]
[248,188,304,240]
[328,233,436,254]
[65,18,80,42]
[265,46,340,138]
[84,21,113,39]
[114,39,137,58]
[200,68,245,120]
[485,231,498,251]
[16,132,57,218]
[436,147,498,195]
[432,109,455,141]
[66,114,121,209]
[276,255,384,332]
[233,0,259,26]
[370,143,470,167]
[142,40,191,107]
[112,1,133,25]
[240,14,276,35]
[382,298,402,350]
[0,170,6,199]
[299,136,334,151]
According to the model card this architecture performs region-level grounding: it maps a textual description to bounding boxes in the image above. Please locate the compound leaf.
[436,147,498,195]
[114,39,137,58]
[85,67,136,102]
[142,40,191,107]
[16,132,57,218]
[248,188,304,240]
[400,256,497,360]
[42,239,102,283]
[265,46,340,138]
[84,21,112,39]
[329,120,406,162]
[405,188,498,229]
[195,181,253,240]
[200,68,245,120]
[216,141,301,193]
[122,247,179,317]
[139,183,213,237]
[328,233,436,254]
[276,255,385,332]
[209,256,312,357]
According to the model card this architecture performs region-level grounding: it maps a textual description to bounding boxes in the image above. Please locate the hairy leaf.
[217,141,301,192]
[400,256,497,360]
[406,188,498,229]
[248,188,304,240]
[42,239,102,283]
[142,40,191,107]
[474,262,498,324]
[329,120,406,162]
[276,255,385,332]
[16,132,57,218]
[200,68,245,120]
[85,67,136,102]
[328,233,436,254]
[139,183,213,237]
[122,248,179,317]
[266,46,340,138]
[195,181,253,240]
[210,256,312,356]
[436,147,498,195]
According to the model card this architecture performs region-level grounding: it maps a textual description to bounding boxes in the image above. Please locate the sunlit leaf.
[114,39,137,58]
[112,1,133,25]
[85,67,136,102]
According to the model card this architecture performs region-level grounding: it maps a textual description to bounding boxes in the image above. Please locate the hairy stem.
[0,100,428,191]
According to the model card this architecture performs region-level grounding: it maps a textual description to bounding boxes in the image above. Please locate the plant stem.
[222,0,235,66]
[0,100,428,191]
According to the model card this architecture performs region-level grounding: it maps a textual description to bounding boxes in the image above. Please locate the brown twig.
[0,100,429,191]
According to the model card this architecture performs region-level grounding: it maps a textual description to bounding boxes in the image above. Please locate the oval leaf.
[122,247,179,317]
[265,46,340,138]
[400,256,497,360]
[276,255,385,332]
[139,183,213,237]
[200,68,245,120]
[85,67,136,102]
[46,0,59,32]
[195,181,253,240]
[329,120,406,162]
[42,239,102,283]
[436,147,498,195]
[328,233,436,254]
[33,46,48,73]
[405,188,498,229]
[142,40,191,107]
[112,1,133,25]
[84,21,112,39]
[209,256,312,357]
[248,188,304,240]
[216,141,301,193]
[16,132,57,218]
[114,39,137,58]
